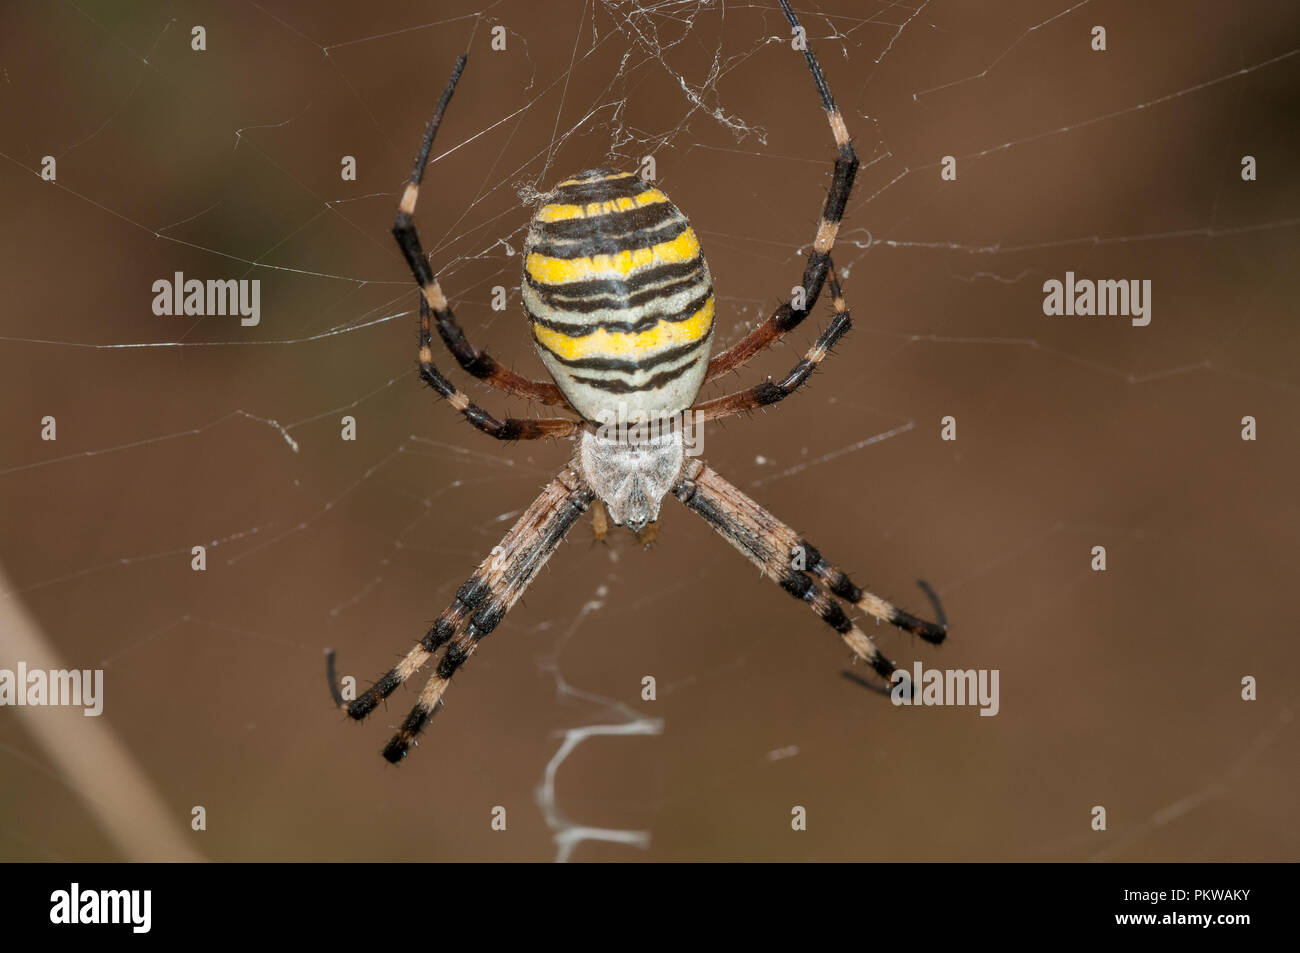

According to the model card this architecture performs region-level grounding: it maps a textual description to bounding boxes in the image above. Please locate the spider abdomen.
[523,170,714,423]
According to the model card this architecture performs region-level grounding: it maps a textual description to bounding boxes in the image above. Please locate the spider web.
[1,0,1297,862]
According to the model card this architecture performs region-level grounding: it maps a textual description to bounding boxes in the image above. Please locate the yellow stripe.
[557,171,636,188]
[534,297,714,361]
[525,228,700,284]
[536,188,669,224]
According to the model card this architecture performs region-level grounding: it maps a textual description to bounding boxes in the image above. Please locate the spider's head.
[610,482,654,533]
[577,427,686,534]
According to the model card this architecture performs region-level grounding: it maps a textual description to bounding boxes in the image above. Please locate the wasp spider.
[333,0,946,763]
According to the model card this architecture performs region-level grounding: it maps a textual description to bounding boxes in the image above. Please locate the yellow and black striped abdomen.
[523,170,714,423]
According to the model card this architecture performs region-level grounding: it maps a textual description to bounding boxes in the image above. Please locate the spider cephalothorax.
[334,0,947,764]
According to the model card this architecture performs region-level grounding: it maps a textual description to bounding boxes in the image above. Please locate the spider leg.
[395,54,570,408]
[338,464,593,762]
[671,459,945,683]
[704,0,858,384]
[799,545,947,644]
[692,260,849,423]
[418,298,579,440]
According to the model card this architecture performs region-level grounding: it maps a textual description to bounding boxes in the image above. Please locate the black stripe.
[824,151,858,225]
[867,651,895,680]
[346,669,401,719]
[525,267,706,315]
[796,251,830,321]
[780,571,815,601]
[537,337,706,372]
[525,257,702,304]
[436,641,469,679]
[569,354,702,394]
[819,601,854,634]
[551,171,645,204]
[681,490,767,565]
[420,617,458,652]
[532,197,682,243]
[528,287,712,337]
[383,704,435,762]
[890,607,948,645]
[772,302,798,332]
[528,215,689,260]
[469,600,505,639]
[829,575,863,602]
[393,212,433,287]
[455,576,489,608]
[542,494,592,553]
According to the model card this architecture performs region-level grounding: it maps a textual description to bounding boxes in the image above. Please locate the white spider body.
[577,427,684,531]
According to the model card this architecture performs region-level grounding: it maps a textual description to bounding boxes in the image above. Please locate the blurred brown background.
[0,0,1296,861]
